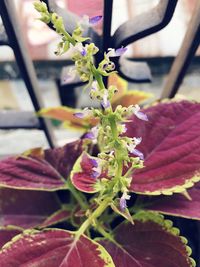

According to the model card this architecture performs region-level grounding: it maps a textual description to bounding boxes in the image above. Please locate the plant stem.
[75,196,112,239]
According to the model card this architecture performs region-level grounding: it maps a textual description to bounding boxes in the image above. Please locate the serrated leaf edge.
[133,211,196,267]
[131,174,200,196]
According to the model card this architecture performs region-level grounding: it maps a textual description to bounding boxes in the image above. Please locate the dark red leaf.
[126,101,200,195]
[71,152,103,193]
[146,182,200,220]
[0,229,114,266]
[0,188,61,228]
[0,156,66,191]
[45,140,84,178]
[99,211,195,267]
[39,208,71,228]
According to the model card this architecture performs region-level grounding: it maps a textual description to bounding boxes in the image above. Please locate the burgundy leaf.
[71,152,104,193]
[0,156,66,191]
[0,226,22,249]
[0,188,61,228]
[126,101,200,195]
[146,182,200,220]
[0,229,114,267]
[99,211,195,267]
[0,140,84,191]
[39,208,71,228]
[45,139,84,179]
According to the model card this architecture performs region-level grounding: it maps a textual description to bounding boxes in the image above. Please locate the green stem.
[75,196,112,239]
[91,65,105,90]
[67,179,88,210]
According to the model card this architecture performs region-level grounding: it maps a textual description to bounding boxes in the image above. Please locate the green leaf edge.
[131,174,200,196]
[0,183,68,192]
[132,211,196,267]
[70,152,99,193]
[0,228,115,267]
[38,206,71,228]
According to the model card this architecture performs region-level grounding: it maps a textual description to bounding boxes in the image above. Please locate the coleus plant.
[0,1,199,266]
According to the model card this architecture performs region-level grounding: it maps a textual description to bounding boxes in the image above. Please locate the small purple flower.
[133,105,148,121]
[120,197,127,211]
[90,158,98,168]
[85,126,99,140]
[107,47,127,58]
[115,47,128,56]
[80,15,102,27]
[119,192,131,211]
[91,170,100,179]
[133,137,142,146]
[89,15,103,25]
[81,48,87,56]
[74,108,93,118]
[74,112,84,119]
[132,148,144,160]
[62,67,77,85]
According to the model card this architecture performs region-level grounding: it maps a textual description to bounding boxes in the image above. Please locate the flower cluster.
[34,1,148,214]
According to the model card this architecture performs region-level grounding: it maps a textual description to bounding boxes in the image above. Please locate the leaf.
[99,211,195,267]
[0,155,67,191]
[0,229,115,267]
[0,226,22,249]
[70,152,103,193]
[145,182,200,220]
[0,140,84,191]
[45,139,84,179]
[0,188,62,228]
[39,106,98,130]
[39,207,71,228]
[126,101,200,195]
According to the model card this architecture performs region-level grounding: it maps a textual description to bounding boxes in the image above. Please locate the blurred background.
[0,0,199,155]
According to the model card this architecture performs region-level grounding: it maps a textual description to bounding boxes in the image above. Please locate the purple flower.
[89,15,103,25]
[62,67,77,85]
[119,192,131,211]
[81,48,87,56]
[120,197,127,211]
[107,47,127,58]
[85,126,99,140]
[132,148,144,160]
[74,108,93,118]
[80,15,102,27]
[90,158,98,168]
[115,47,128,56]
[91,170,100,179]
[74,112,84,118]
[133,105,148,121]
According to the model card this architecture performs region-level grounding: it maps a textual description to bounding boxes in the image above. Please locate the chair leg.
[161,1,200,99]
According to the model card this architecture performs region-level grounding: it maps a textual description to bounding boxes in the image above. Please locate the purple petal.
[91,170,100,179]
[90,158,98,168]
[119,197,127,211]
[135,111,148,121]
[115,47,127,56]
[85,132,95,139]
[81,48,87,56]
[132,149,144,160]
[89,15,102,25]
[73,112,84,118]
